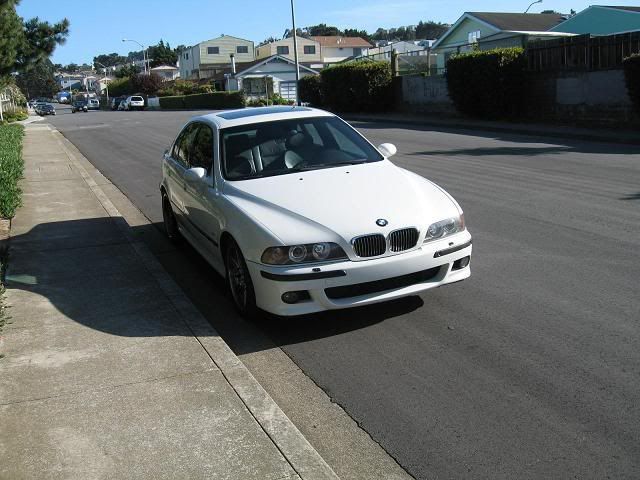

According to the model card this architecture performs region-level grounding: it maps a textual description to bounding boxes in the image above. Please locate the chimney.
[230,53,236,74]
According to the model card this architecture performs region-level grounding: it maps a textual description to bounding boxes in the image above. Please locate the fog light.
[281,290,310,304]
[453,256,470,270]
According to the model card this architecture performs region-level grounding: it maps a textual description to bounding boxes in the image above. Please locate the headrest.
[287,132,312,149]
[225,134,252,156]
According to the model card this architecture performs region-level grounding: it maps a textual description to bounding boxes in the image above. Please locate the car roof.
[194,106,335,129]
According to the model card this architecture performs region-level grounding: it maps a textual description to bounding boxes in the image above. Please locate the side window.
[191,125,214,174]
[172,123,199,168]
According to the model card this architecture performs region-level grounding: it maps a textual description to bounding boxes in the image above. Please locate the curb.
[344,114,640,146]
[47,125,340,480]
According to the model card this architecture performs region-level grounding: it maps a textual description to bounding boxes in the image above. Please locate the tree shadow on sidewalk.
[6,217,423,353]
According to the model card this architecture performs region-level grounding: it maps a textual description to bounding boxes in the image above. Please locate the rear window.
[131,96,143,101]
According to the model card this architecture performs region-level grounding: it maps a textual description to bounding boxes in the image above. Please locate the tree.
[283,28,307,38]
[343,28,371,42]
[16,58,59,98]
[93,52,126,69]
[0,0,69,85]
[415,21,449,40]
[131,73,163,94]
[115,64,141,78]
[61,63,79,73]
[258,36,280,47]
[148,39,177,67]
[305,24,341,36]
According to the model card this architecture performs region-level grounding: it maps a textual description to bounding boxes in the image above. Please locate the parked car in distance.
[71,100,88,113]
[123,95,145,111]
[87,98,100,110]
[36,103,56,116]
[111,96,126,110]
[160,106,472,318]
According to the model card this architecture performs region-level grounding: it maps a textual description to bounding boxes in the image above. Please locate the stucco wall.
[399,69,636,126]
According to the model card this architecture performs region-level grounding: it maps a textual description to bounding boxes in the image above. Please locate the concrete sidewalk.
[344,112,640,145]
[0,123,338,480]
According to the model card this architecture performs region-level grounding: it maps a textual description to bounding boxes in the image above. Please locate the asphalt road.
[45,105,640,479]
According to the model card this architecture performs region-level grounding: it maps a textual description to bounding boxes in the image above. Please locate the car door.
[164,123,198,222]
[182,123,225,266]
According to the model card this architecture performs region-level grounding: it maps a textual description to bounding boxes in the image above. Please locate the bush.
[157,80,214,97]
[623,53,640,115]
[159,95,185,109]
[245,94,294,107]
[319,61,392,112]
[108,77,133,97]
[160,92,245,109]
[299,75,322,106]
[0,124,25,219]
[2,109,28,123]
[446,47,526,119]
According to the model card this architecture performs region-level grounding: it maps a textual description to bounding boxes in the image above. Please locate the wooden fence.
[527,31,640,71]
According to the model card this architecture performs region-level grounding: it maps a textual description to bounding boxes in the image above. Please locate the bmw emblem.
[376,219,388,227]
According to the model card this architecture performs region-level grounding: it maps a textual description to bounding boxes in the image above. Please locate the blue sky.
[16,0,640,65]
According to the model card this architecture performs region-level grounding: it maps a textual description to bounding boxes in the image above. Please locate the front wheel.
[162,193,181,244]
[225,240,259,319]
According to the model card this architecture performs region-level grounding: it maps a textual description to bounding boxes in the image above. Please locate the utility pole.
[291,0,301,106]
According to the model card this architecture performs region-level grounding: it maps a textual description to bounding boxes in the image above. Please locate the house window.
[277,46,290,55]
[303,45,316,55]
[236,45,248,54]
[468,30,481,43]
[184,53,189,60]
[353,48,362,57]
[207,46,220,54]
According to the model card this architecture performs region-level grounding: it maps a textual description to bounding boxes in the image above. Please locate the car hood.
[223,160,460,245]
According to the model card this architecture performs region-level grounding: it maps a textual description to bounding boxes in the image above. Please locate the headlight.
[424,214,465,242]
[261,242,347,265]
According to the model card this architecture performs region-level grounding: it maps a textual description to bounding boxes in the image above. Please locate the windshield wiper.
[292,160,369,172]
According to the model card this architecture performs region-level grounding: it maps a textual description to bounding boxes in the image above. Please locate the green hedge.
[160,92,245,109]
[446,47,526,119]
[299,75,322,106]
[318,61,392,112]
[159,95,185,109]
[623,53,640,115]
[0,124,25,219]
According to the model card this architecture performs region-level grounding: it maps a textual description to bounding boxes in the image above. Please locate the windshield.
[221,116,384,180]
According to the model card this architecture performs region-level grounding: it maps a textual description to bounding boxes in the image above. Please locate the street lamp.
[122,38,148,74]
[524,0,543,13]
[95,61,110,106]
[290,0,301,106]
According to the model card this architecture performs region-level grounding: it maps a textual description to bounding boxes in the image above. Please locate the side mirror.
[185,167,207,182]
[378,143,397,158]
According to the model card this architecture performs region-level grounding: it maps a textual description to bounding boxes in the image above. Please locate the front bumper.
[246,231,472,316]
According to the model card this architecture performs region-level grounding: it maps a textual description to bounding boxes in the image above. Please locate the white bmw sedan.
[160,106,472,317]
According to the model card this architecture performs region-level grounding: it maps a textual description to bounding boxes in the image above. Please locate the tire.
[162,193,181,244]
[225,239,259,319]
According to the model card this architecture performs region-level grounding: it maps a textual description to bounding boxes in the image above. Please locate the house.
[150,65,179,81]
[432,12,566,71]
[179,35,255,80]
[225,55,318,101]
[255,37,322,66]
[550,5,640,35]
[366,40,429,59]
[310,36,372,63]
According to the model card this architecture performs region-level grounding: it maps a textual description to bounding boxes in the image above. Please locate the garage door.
[279,81,297,100]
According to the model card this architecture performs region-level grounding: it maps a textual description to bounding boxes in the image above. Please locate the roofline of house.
[195,34,255,46]
[595,5,640,15]
[432,12,501,49]
[235,54,318,77]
